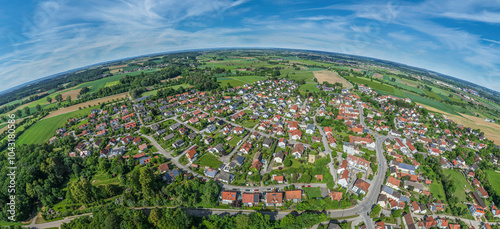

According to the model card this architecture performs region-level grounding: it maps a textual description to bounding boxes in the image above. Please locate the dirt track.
[43,93,129,120]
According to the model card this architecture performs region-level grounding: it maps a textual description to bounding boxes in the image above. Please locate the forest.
[60,206,328,229]
[0,135,221,222]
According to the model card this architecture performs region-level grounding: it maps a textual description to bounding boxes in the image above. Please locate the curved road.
[25,100,389,229]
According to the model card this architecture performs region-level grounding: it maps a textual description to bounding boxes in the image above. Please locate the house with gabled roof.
[352,178,370,195]
[285,190,302,202]
[329,191,343,202]
[221,191,237,205]
[242,193,259,207]
[292,143,304,159]
[266,192,283,206]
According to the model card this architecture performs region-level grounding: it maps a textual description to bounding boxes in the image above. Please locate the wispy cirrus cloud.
[0,0,500,93]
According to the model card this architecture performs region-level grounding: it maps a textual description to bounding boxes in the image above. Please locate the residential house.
[285,190,302,202]
[266,192,283,206]
[338,170,349,188]
[242,193,259,207]
[292,144,304,159]
[469,204,485,218]
[352,179,370,195]
[221,191,237,204]
[274,151,284,164]
[329,191,343,202]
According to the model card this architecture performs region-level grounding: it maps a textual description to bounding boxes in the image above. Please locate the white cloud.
[1,0,500,92]
[439,11,500,23]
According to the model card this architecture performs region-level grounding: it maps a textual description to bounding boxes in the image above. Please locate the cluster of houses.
[47,69,500,229]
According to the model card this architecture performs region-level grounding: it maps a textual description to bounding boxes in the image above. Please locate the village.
[47,78,500,229]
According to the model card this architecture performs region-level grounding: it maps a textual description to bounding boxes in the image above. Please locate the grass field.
[229,76,263,84]
[43,93,128,119]
[443,169,471,202]
[303,187,322,199]
[16,107,94,145]
[241,119,258,129]
[290,59,333,67]
[405,92,460,115]
[218,76,263,87]
[423,89,445,101]
[299,83,321,92]
[91,173,121,186]
[168,84,192,90]
[218,78,246,87]
[346,76,395,93]
[485,170,500,197]
[76,74,125,92]
[104,81,120,87]
[197,153,223,168]
[430,182,447,202]
[142,89,159,97]
[281,69,315,81]
[228,136,242,147]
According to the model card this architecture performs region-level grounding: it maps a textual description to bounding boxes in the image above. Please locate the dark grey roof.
[236,156,245,165]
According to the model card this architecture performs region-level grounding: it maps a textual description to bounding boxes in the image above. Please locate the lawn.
[196,153,223,168]
[443,169,471,202]
[303,187,322,199]
[16,107,94,145]
[229,76,263,84]
[280,69,315,81]
[143,84,192,97]
[299,83,321,92]
[169,83,192,90]
[143,89,159,97]
[104,80,120,87]
[430,182,447,202]
[291,59,333,68]
[423,90,444,101]
[486,170,500,197]
[91,173,121,186]
[403,92,460,115]
[218,78,246,88]
[346,76,395,93]
[228,136,242,147]
[76,74,125,92]
[241,119,259,129]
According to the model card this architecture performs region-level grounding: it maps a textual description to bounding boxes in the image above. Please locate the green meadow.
[16,107,95,145]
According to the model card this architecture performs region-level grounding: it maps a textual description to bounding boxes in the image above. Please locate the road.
[25,207,365,229]
[26,99,390,229]
[314,114,337,188]
[23,213,92,229]
[144,101,392,228]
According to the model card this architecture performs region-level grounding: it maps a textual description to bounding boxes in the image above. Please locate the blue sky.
[1,0,500,92]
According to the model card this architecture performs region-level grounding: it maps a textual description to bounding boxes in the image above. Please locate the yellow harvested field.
[43,93,129,120]
[421,104,500,143]
[59,88,82,101]
[313,70,351,88]
[110,68,122,74]
[108,64,127,70]
[373,73,383,79]
[230,56,256,60]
